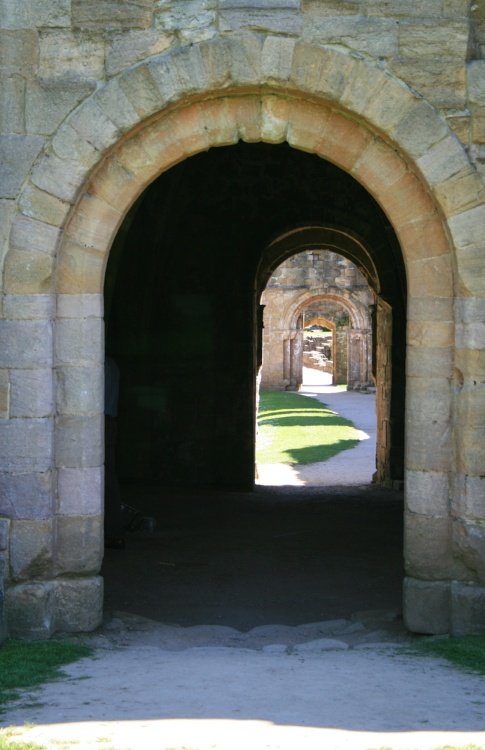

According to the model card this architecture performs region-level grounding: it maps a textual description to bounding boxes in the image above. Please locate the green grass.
[0,639,93,709]
[413,635,485,675]
[256,389,360,465]
[0,737,46,750]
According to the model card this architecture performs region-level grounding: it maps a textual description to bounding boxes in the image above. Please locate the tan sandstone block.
[434,167,485,217]
[227,97,263,144]
[406,421,452,473]
[406,346,453,379]
[392,100,450,161]
[4,250,54,294]
[407,296,453,322]
[72,0,152,30]
[261,96,292,144]
[262,35,296,83]
[55,516,103,575]
[106,29,173,77]
[290,42,357,103]
[404,511,453,580]
[66,193,122,253]
[455,349,485,379]
[382,170,435,228]
[417,134,470,187]
[10,519,54,582]
[10,214,61,256]
[407,255,453,299]
[287,99,331,153]
[397,19,469,60]
[0,371,9,419]
[198,98,243,148]
[57,239,105,294]
[19,182,71,227]
[407,320,454,348]
[94,79,140,133]
[397,215,449,262]
[88,156,143,212]
[352,138,407,195]
[118,63,165,120]
[317,111,373,172]
[472,111,485,144]
[39,30,105,81]
[390,59,466,109]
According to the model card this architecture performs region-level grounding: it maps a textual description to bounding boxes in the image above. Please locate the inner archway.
[101,141,405,626]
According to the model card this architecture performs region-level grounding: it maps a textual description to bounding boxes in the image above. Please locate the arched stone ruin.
[0,1,484,639]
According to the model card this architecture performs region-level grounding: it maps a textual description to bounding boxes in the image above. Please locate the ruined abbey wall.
[0,0,484,638]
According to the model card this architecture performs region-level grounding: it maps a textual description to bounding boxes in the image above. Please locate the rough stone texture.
[10,368,53,418]
[54,576,103,632]
[55,516,103,574]
[26,80,95,136]
[18,182,71,227]
[38,31,105,81]
[452,474,485,521]
[0,370,9,418]
[0,135,45,199]
[57,466,103,517]
[0,418,53,472]
[106,30,173,77]
[55,414,103,469]
[404,512,453,580]
[72,0,153,30]
[56,365,103,416]
[405,470,449,516]
[9,519,54,581]
[5,581,56,639]
[0,320,52,368]
[3,294,55,320]
[57,294,103,319]
[0,471,53,520]
[55,318,104,366]
[453,519,485,584]
[403,577,451,634]
[451,581,485,635]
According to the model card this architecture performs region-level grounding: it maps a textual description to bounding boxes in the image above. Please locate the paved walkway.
[257,369,376,487]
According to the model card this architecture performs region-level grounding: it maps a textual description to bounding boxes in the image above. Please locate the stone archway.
[3,38,483,636]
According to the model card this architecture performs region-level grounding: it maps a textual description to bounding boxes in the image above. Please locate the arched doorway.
[5,38,478,635]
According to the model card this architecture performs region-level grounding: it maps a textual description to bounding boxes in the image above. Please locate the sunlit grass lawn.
[256,389,360,465]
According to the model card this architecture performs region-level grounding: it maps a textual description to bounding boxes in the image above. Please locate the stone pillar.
[335,328,348,385]
[0,518,8,644]
[3,294,104,638]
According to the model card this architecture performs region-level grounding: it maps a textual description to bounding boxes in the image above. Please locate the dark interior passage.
[102,486,404,629]
[104,142,406,492]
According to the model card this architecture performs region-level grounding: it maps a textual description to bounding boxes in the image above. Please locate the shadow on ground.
[102,484,404,630]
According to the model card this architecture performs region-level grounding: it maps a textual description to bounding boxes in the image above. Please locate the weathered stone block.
[451,581,485,634]
[31,0,71,28]
[417,134,469,187]
[0,471,53,520]
[0,320,52,368]
[0,519,10,551]
[406,470,449,516]
[407,319,453,348]
[11,213,61,256]
[119,63,167,119]
[0,370,9,419]
[69,99,121,153]
[55,318,103,366]
[19,182,71,227]
[0,198,16,266]
[452,473,485,521]
[467,60,485,108]
[26,79,95,136]
[10,368,53,418]
[39,31,105,81]
[407,296,453,323]
[472,112,485,144]
[57,294,103,319]
[57,239,105,294]
[0,30,38,75]
[57,365,103,416]
[291,42,356,102]
[5,581,56,639]
[94,79,141,132]
[31,149,88,203]
[302,15,398,57]
[66,193,122,253]
[405,421,452,473]
[3,294,55,320]
[453,519,485,583]
[448,204,485,252]
[106,29,173,77]
[72,0,153,30]
[156,1,216,43]
[392,101,450,161]
[220,8,301,34]
[0,1,31,29]
[52,123,100,169]
[398,19,469,60]
[54,576,103,633]
[406,376,451,425]
[0,75,25,134]
[408,255,453,299]
[0,418,53,473]
[390,59,466,108]
[9,519,54,581]
[57,466,103,517]
[55,516,103,574]
[55,414,103,469]
[261,35,295,83]
[0,135,45,199]
[404,511,453,580]
[403,577,451,634]
[3,249,54,294]
[405,346,453,380]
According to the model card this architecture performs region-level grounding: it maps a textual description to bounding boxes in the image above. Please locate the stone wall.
[0,0,484,637]
[261,250,373,390]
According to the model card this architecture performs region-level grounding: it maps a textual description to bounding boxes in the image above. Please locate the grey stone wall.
[0,518,9,643]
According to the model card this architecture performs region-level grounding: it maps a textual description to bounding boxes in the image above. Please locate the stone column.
[335,328,348,385]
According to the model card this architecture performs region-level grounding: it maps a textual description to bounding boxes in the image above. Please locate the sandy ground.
[3,374,484,750]
[2,610,485,750]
